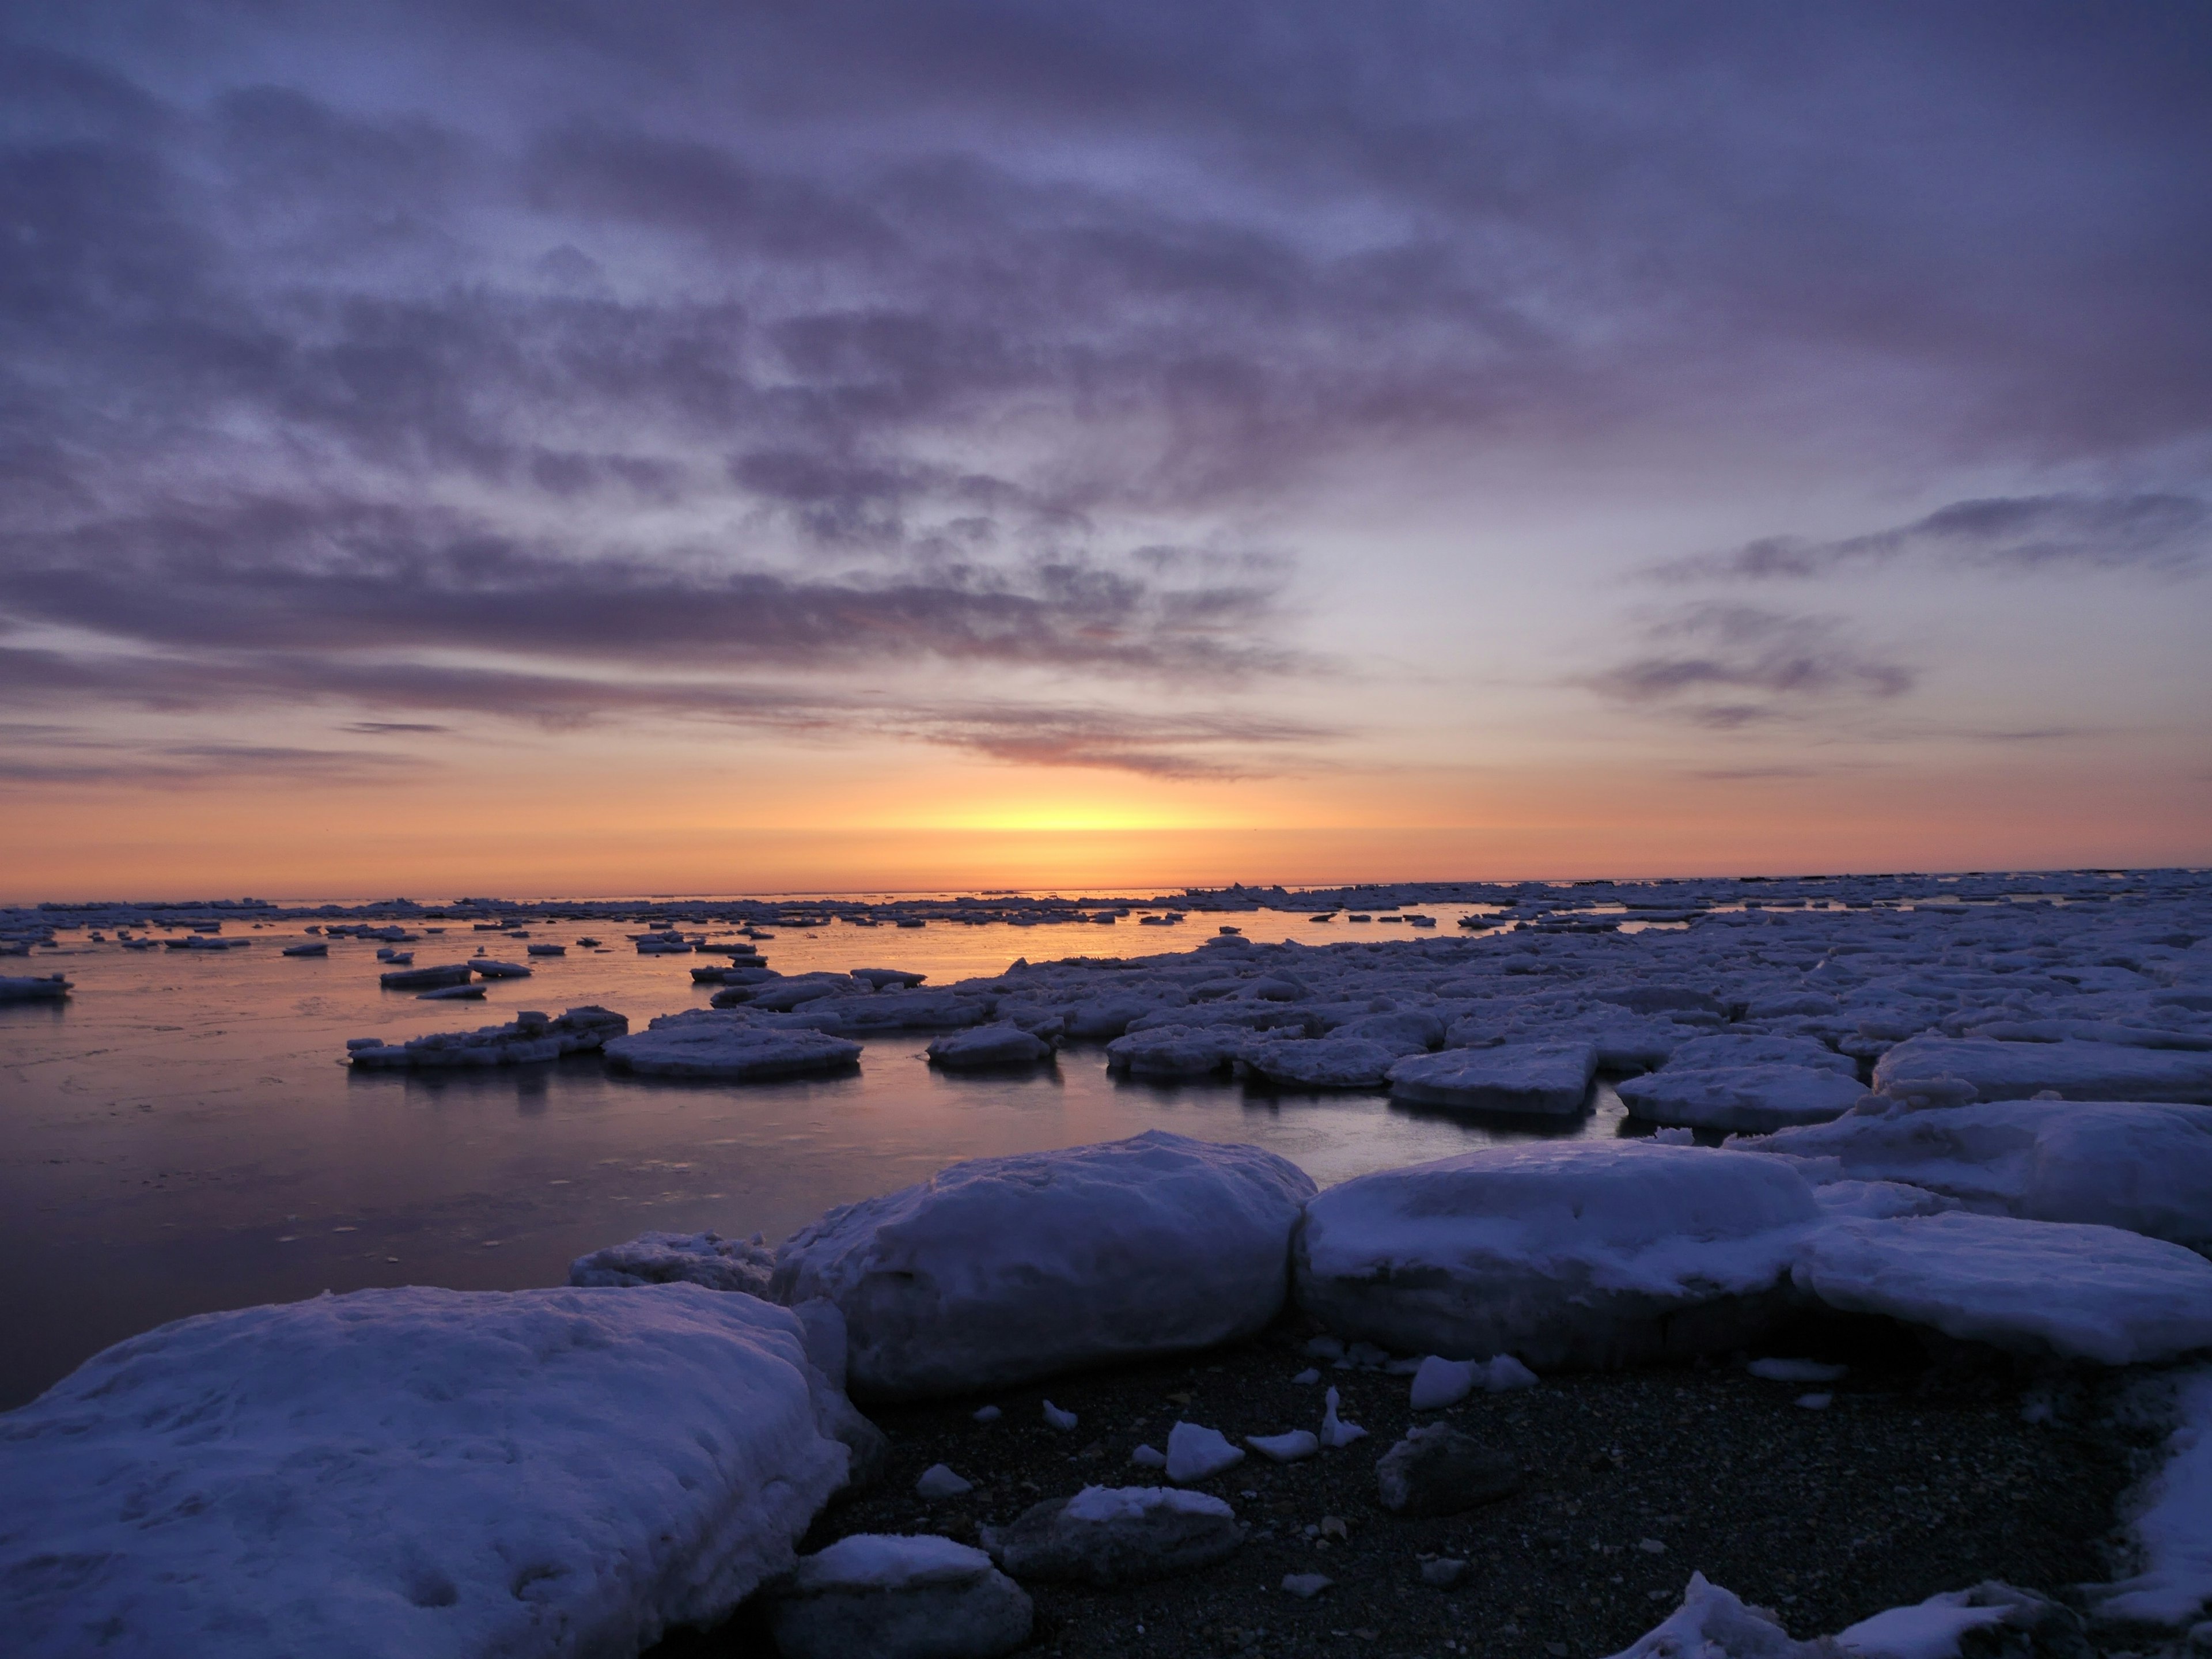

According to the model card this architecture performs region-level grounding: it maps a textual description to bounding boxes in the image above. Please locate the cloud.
[1584,605,1916,727]
[0,494,1296,680]
[0,643,1339,779]
[0,734,426,787]
[1657,494,2210,582]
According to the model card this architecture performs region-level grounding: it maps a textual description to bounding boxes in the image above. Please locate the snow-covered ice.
[770,1130,1315,1400]
[1388,1041,1600,1116]
[1875,1034,2212,1104]
[926,1022,1054,1069]
[1793,1211,2212,1365]
[346,1006,627,1069]
[2092,1365,2212,1627]
[768,1534,1031,1659]
[1407,1353,1540,1410]
[1164,1421,1245,1482]
[604,1007,862,1081]
[0,1284,858,1659]
[1617,1062,1866,1131]
[988,1485,1240,1586]
[1751,1098,2212,1247]
[1296,1142,1821,1368]
[568,1228,776,1294]
[1245,1429,1320,1463]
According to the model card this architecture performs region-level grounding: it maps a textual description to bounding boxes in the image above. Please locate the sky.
[1,1,2207,899]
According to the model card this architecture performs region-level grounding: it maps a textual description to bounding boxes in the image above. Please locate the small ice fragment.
[1748,1358,1848,1383]
[1410,1355,1475,1411]
[1484,1355,1539,1392]
[1302,1336,1345,1361]
[1422,1558,1469,1588]
[1292,1368,1321,1385]
[1319,1386,1368,1449]
[1165,1420,1245,1482]
[1042,1400,1077,1431]
[915,1463,973,1499]
[1796,1393,1834,1410]
[1131,1444,1168,1469]
[1246,1429,1320,1464]
[1282,1573,1333,1599]
[972,1404,1002,1423]
[1638,1538,1666,1555]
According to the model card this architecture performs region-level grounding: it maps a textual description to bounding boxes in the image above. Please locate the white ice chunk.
[926,1022,1053,1069]
[1319,1386,1368,1448]
[1836,1592,2012,1659]
[1296,1143,1821,1368]
[1604,1572,1830,1659]
[1618,1064,1866,1131]
[1388,1041,1599,1116]
[1752,1099,2212,1248]
[772,1131,1316,1400]
[1165,1421,1245,1482]
[1875,1035,2212,1104]
[0,1285,855,1659]
[1794,1211,2212,1365]
[1042,1400,1078,1431]
[1241,1036,1402,1089]
[915,1464,975,1499]
[604,1008,861,1081]
[1245,1429,1320,1463]
[1408,1353,1540,1410]
[2092,1366,2212,1626]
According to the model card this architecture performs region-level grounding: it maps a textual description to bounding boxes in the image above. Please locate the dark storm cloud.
[1658,494,2210,582]
[1585,606,1916,728]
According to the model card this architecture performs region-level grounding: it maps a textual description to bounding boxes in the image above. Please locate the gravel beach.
[654,1313,2135,1658]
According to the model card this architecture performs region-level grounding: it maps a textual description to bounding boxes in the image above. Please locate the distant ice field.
[0,901,1631,1408]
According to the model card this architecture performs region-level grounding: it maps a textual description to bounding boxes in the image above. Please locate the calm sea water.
[1,904,1639,1409]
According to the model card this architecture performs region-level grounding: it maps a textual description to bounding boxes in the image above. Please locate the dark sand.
[656,1314,2137,1658]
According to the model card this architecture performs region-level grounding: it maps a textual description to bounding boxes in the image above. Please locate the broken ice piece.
[1283,1573,1334,1599]
[915,1463,974,1499]
[972,1404,1002,1423]
[1165,1421,1245,1482]
[1246,1429,1321,1464]
[1043,1400,1078,1431]
[1131,1444,1168,1469]
[1320,1386,1368,1449]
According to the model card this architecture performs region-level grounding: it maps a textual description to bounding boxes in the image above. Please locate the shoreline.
[656,1312,2141,1658]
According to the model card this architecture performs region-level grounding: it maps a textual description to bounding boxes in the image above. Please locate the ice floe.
[1749,1098,2212,1247]
[604,1008,862,1081]
[0,1285,859,1659]
[770,1130,1315,1400]
[1296,1142,1821,1367]
[1792,1211,2212,1365]
[345,1006,626,1069]
[1617,1062,1867,1131]
[1387,1041,1600,1116]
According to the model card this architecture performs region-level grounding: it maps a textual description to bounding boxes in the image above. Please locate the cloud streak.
[1584,605,1916,729]
[1657,494,2210,583]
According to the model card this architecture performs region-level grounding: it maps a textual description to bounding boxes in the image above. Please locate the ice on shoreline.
[771,1131,1316,1400]
[0,1285,859,1659]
